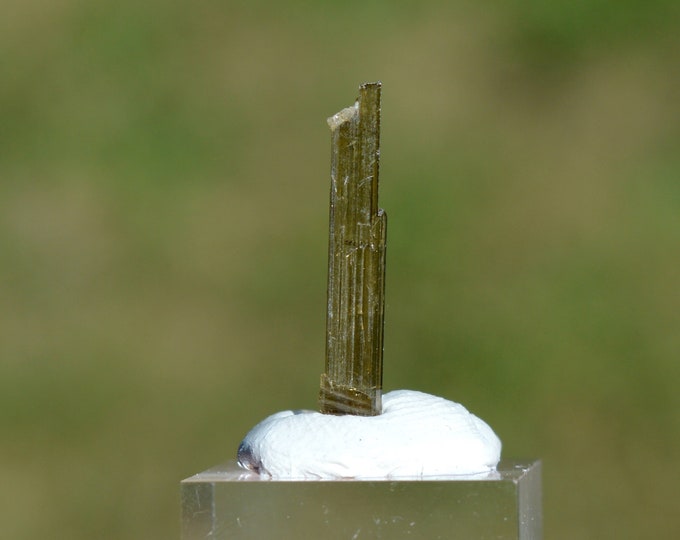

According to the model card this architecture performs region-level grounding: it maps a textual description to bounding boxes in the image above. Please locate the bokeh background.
[2,1,679,538]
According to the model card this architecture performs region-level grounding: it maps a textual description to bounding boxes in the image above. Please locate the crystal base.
[181,459,542,539]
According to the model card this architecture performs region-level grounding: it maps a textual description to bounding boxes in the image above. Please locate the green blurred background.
[1,1,679,538]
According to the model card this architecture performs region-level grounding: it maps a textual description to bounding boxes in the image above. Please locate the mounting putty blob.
[237,389,501,479]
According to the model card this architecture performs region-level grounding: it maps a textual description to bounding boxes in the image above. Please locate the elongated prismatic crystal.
[319,82,387,416]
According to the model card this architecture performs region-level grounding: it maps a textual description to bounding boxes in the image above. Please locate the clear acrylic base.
[181,459,542,539]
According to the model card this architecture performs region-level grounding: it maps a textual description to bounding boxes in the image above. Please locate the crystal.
[319,82,387,416]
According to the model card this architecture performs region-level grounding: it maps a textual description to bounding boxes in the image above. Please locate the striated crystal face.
[320,82,387,417]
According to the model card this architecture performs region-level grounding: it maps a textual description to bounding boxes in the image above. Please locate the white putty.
[237,390,501,479]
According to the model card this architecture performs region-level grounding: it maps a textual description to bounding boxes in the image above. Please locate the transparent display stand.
[181,460,542,539]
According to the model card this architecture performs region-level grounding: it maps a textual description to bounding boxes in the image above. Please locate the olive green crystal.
[319,82,386,416]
